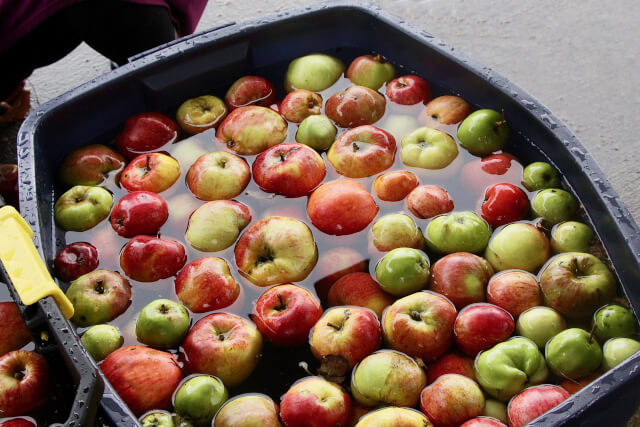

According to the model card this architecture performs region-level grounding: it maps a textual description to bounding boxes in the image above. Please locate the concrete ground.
[3,0,640,424]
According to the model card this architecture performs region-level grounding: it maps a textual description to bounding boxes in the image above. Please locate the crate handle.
[0,206,74,319]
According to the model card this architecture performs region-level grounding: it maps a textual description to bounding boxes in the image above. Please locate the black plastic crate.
[16,2,640,425]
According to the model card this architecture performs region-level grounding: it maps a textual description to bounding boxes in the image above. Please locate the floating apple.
[480,183,529,228]
[484,222,550,272]
[325,85,386,128]
[425,211,491,254]
[116,112,179,160]
[81,324,123,361]
[284,53,345,92]
[407,185,454,219]
[120,152,180,193]
[531,188,579,225]
[373,170,419,202]
[327,125,396,178]
[280,89,322,123]
[420,374,485,427]
[136,299,190,349]
[386,75,431,105]
[307,179,378,236]
[401,127,458,170]
[314,247,368,301]
[252,284,322,347]
[173,375,228,426]
[375,248,430,296]
[0,303,30,357]
[426,352,476,384]
[182,313,262,387]
[327,272,393,318]
[507,385,570,427]
[0,350,49,417]
[185,200,251,252]
[539,252,616,318]
[383,291,457,362]
[545,328,602,379]
[110,191,168,237]
[423,95,471,125]
[515,306,566,349]
[186,151,251,201]
[139,411,174,427]
[225,76,276,110]
[454,303,515,356]
[370,214,423,252]
[176,95,228,134]
[175,257,241,313]
[58,144,125,186]
[280,376,351,427]
[213,393,281,427]
[295,115,337,150]
[355,407,431,426]
[235,216,317,286]
[521,161,560,191]
[253,143,326,197]
[429,252,494,309]
[120,235,186,282]
[53,241,99,282]
[460,153,524,195]
[486,270,541,318]
[101,345,183,416]
[460,417,506,427]
[593,304,636,342]
[602,337,640,370]
[457,109,509,156]
[54,185,113,231]
[216,106,288,155]
[550,221,594,253]
[66,269,131,327]
[346,54,395,90]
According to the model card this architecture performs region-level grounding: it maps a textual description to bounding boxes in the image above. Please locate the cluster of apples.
[2,51,639,427]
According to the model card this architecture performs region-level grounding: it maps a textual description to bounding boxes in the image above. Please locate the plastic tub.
[16,2,640,425]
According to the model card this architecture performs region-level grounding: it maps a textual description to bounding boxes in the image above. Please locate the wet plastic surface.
[16,2,640,425]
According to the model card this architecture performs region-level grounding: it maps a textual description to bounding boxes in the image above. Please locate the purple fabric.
[0,0,207,53]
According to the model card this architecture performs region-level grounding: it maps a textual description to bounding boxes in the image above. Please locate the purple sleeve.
[125,0,208,36]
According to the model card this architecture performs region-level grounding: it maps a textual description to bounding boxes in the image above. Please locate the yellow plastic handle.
[0,206,74,319]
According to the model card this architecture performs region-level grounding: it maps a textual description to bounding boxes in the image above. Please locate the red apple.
[279,89,322,123]
[307,180,378,236]
[120,235,186,282]
[252,143,326,197]
[119,152,180,193]
[429,252,494,310]
[460,417,507,427]
[426,352,476,384]
[480,153,521,175]
[58,145,125,186]
[327,272,394,318]
[346,54,395,90]
[386,75,432,105]
[280,376,351,427]
[327,125,396,178]
[116,112,179,160]
[310,306,381,368]
[175,257,241,313]
[507,385,570,427]
[252,284,322,347]
[454,303,515,356]
[421,95,471,125]
[0,417,37,427]
[0,351,49,417]
[406,185,454,219]
[480,183,529,228]
[101,345,183,416]
[181,313,263,387]
[186,151,251,201]
[383,291,458,362]
[486,270,541,318]
[225,76,276,111]
[325,86,386,128]
[420,374,485,427]
[110,191,168,237]
[53,242,99,282]
[372,170,419,202]
[460,154,524,194]
[0,303,30,357]
[216,106,287,155]
[313,247,368,302]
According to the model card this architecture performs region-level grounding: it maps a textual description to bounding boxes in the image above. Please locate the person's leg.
[83,1,177,66]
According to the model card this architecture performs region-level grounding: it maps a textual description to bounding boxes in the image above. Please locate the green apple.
[136,299,190,349]
[539,252,616,319]
[66,270,131,327]
[400,127,458,169]
[457,109,509,156]
[140,411,175,427]
[484,222,550,272]
[593,304,636,342]
[295,115,337,150]
[531,188,579,225]
[516,306,566,348]
[284,53,345,92]
[522,161,560,191]
[425,211,491,254]
[346,54,395,90]
[474,337,548,401]
[371,214,424,252]
[81,324,123,361]
[602,338,640,370]
[551,221,594,253]
[351,350,427,407]
[173,375,229,427]
[185,200,251,252]
[484,399,508,424]
[545,328,602,379]
[54,185,113,231]
[375,248,430,296]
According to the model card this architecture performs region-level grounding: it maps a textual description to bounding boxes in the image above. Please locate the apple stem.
[495,109,507,127]
[373,54,384,63]
[298,361,315,376]
[588,323,597,344]
[327,322,342,331]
